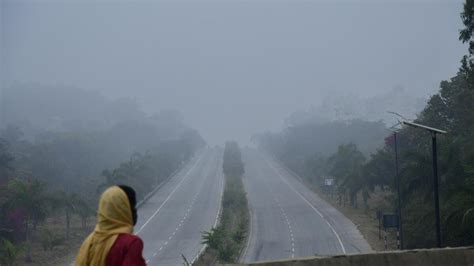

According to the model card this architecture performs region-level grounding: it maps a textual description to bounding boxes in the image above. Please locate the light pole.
[402,120,447,248]
[387,114,408,249]
[388,129,403,249]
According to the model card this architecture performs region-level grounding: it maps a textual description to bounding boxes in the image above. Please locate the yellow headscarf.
[75,186,134,266]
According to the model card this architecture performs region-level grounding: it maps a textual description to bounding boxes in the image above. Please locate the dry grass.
[310,185,400,252]
[14,215,94,265]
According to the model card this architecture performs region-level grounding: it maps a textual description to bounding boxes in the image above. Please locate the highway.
[241,149,372,263]
[134,147,224,265]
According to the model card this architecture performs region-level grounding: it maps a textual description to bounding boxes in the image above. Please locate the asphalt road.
[241,149,372,263]
[134,147,224,265]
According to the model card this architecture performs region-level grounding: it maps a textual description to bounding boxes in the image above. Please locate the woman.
[75,185,146,266]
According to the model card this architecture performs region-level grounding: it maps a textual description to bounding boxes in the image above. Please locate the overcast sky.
[1,0,466,144]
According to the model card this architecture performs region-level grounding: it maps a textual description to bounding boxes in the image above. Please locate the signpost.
[382,213,400,250]
[383,214,399,229]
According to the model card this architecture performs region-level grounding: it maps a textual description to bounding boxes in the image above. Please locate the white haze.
[1,0,466,144]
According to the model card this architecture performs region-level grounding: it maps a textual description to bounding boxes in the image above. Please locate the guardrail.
[231,246,474,266]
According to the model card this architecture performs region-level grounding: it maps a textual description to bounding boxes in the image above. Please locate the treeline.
[253,119,387,178]
[196,141,248,265]
[0,84,205,264]
[255,1,474,249]
[223,141,245,178]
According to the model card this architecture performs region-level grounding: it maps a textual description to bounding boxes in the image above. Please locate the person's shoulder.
[117,233,143,245]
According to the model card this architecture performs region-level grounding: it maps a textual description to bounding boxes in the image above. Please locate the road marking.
[149,151,221,264]
[264,157,347,254]
[149,187,202,261]
[136,152,205,234]
[191,155,225,265]
[274,195,296,258]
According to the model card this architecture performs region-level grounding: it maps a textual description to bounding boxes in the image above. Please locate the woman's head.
[75,186,137,266]
[95,186,136,233]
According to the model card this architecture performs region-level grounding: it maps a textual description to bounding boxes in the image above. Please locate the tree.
[6,178,50,262]
[223,142,244,177]
[75,198,94,230]
[0,139,13,184]
[327,143,366,208]
[459,0,474,89]
[0,125,24,144]
[51,191,88,240]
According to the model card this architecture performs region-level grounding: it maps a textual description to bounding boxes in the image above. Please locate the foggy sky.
[1,0,466,145]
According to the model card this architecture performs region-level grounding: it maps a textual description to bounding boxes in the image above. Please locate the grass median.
[193,142,249,265]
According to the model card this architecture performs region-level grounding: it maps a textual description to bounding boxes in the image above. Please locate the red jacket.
[106,234,146,266]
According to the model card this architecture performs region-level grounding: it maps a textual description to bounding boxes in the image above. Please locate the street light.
[402,120,447,248]
[387,124,403,250]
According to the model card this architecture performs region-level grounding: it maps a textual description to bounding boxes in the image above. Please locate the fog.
[1,0,466,144]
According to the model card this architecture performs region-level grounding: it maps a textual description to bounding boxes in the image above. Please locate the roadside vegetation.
[194,141,249,265]
[0,85,205,264]
[255,1,474,250]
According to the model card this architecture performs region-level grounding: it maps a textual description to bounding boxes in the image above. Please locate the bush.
[39,229,65,251]
[0,238,23,266]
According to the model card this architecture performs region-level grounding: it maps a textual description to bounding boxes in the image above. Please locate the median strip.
[193,142,250,265]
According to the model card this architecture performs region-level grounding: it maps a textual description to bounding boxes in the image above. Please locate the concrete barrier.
[230,246,474,266]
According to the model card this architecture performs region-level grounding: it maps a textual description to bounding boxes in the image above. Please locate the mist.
[2,1,474,264]
[2,0,466,144]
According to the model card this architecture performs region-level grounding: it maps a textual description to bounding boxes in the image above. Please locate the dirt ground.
[308,184,400,252]
[15,215,94,266]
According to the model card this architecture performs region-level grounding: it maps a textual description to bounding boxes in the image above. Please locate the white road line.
[264,157,347,254]
[153,151,220,265]
[213,168,224,229]
[191,156,225,264]
[136,153,205,234]
[274,195,296,259]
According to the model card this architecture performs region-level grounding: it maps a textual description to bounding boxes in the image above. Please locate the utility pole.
[402,120,446,248]
[387,120,404,250]
[393,132,404,249]
[0,82,4,130]
[431,132,441,248]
